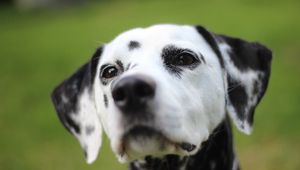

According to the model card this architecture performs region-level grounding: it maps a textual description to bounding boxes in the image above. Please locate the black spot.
[84,150,87,159]
[116,60,124,72]
[252,80,260,96]
[83,145,88,159]
[104,94,108,108]
[195,25,224,68]
[126,63,132,71]
[200,54,206,64]
[91,47,103,83]
[85,125,95,135]
[218,35,272,71]
[128,41,140,50]
[227,75,248,121]
[247,107,255,126]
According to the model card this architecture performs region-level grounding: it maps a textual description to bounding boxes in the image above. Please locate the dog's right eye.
[101,65,119,79]
[172,51,198,66]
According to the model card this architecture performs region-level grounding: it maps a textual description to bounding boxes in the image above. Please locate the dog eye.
[101,65,119,79]
[172,52,198,66]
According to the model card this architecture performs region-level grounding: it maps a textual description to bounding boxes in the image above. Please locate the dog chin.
[115,126,198,163]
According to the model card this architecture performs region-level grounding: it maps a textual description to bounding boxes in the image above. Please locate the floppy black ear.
[51,47,103,163]
[218,35,272,134]
[195,26,272,134]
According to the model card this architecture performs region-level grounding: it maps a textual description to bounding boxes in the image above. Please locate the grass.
[0,0,299,169]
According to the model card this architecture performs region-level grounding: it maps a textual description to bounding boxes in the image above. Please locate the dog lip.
[179,142,196,152]
[118,125,168,159]
[118,125,196,159]
[123,125,162,139]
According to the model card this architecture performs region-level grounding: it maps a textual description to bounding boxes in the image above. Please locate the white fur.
[93,24,226,163]
[71,89,102,164]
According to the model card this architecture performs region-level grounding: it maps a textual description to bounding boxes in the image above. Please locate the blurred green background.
[0,0,300,169]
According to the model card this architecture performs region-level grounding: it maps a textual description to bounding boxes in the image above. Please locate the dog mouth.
[118,125,196,160]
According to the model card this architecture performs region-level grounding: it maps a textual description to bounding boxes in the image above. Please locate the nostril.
[112,87,126,102]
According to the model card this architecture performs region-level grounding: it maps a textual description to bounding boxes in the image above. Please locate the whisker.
[227,82,242,93]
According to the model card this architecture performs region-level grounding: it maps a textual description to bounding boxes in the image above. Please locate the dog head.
[51,24,272,164]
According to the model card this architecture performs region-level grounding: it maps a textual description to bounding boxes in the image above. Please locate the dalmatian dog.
[51,24,272,170]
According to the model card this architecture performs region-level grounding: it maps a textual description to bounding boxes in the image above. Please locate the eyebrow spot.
[200,54,206,64]
[128,41,140,50]
[116,60,124,72]
[85,125,95,135]
[103,94,108,108]
[126,63,131,71]
[161,45,184,77]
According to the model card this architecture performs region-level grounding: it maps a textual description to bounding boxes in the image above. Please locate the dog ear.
[51,47,103,164]
[195,26,272,134]
[218,35,272,134]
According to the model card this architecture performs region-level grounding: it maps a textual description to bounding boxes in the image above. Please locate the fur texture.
[51,24,272,169]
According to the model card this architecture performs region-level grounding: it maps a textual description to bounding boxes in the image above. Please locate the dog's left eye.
[101,65,119,79]
[172,52,198,66]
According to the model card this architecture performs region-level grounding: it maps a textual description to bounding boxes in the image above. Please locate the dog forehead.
[105,24,201,51]
[100,24,220,69]
[120,24,198,40]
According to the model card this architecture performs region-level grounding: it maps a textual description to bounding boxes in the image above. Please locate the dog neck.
[129,118,239,170]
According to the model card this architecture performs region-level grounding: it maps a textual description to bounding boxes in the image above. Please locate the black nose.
[112,75,156,112]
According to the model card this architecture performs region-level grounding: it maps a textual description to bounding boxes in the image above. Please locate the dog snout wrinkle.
[112,75,156,113]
